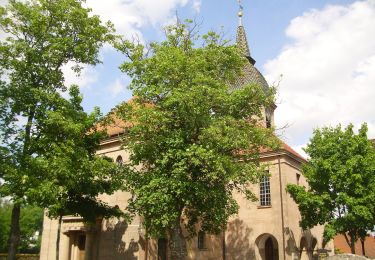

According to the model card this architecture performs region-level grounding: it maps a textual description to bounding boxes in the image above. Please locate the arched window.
[260,174,271,206]
[116,155,123,166]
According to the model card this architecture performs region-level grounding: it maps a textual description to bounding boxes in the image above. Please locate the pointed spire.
[236,0,256,65]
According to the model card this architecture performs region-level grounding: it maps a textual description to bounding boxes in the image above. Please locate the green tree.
[0,200,43,254]
[26,86,126,260]
[0,200,12,253]
[0,0,119,258]
[286,123,375,254]
[116,21,279,259]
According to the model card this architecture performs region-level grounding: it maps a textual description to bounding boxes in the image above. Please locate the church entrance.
[69,232,86,260]
[265,237,274,260]
[255,233,279,260]
[158,238,167,260]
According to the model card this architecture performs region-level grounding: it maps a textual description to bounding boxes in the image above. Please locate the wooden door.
[265,237,274,260]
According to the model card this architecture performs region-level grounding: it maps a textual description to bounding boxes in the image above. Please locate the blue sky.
[66,0,375,157]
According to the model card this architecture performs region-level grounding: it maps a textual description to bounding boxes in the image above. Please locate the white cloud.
[62,62,98,89]
[108,78,127,97]
[3,0,202,93]
[292,144,308,160]
[265,0,375,148]
[0,0,7,7]
[85,0,200,41]
[192,0,201,13]
[1,0,200,41]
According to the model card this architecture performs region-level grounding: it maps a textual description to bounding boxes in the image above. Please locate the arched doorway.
[255,233,279,260]
[265,237,275,260]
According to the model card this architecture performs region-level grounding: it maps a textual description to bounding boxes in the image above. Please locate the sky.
[60,0,375,158]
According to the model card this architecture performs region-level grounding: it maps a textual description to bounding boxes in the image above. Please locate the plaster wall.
[40,140,333,260]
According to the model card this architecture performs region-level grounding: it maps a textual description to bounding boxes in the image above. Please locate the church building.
[39,8,334,260]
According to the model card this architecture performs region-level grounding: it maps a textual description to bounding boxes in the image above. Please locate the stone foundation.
[327,254,368,260]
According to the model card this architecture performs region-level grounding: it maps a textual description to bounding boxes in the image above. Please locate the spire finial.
[237,0,243,26]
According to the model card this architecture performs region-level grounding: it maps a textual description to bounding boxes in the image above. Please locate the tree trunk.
[56,214,63,260]
[360,237,366,256]
[349,234,356,254]
[7,204,21,260]
[169,217,187,260]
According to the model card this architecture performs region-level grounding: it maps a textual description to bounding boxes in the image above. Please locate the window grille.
[260,174,271,206]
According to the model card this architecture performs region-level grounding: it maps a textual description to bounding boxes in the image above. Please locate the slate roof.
[231,25,269,91]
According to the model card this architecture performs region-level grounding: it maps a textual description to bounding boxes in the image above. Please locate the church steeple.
[232,1,271,98]
[233,2,276,129]
[236,1,256,65]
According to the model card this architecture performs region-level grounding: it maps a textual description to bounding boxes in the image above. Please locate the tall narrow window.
[260,174,271,206]
[116,155,123,166]
[265,108,273,129]
[198,231,206,250]
[296,173,301,185]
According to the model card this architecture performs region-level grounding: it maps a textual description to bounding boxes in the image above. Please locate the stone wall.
[326,254,368,260]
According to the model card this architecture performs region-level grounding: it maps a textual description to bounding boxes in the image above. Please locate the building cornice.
[260,149,306,165]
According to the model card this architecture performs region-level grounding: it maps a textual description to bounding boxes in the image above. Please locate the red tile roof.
[260,140,307,162]
[280,142,307,162]
[98,101,307,163]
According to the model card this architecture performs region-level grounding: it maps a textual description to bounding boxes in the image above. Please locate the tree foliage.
[0,0,122,257]
[0,200,43,254]
[286,123,375,254]
[23,86,126,222]
[116,21,278,259]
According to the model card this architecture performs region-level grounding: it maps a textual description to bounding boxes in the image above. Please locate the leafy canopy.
[0,200,43,254]
[0,1,123,255]
[23,86,126,222]
[0,0,115,204]
[286,123,375,249]
[116,21,279,238]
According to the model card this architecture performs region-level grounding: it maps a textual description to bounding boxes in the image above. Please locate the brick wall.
[334,235,375,258]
